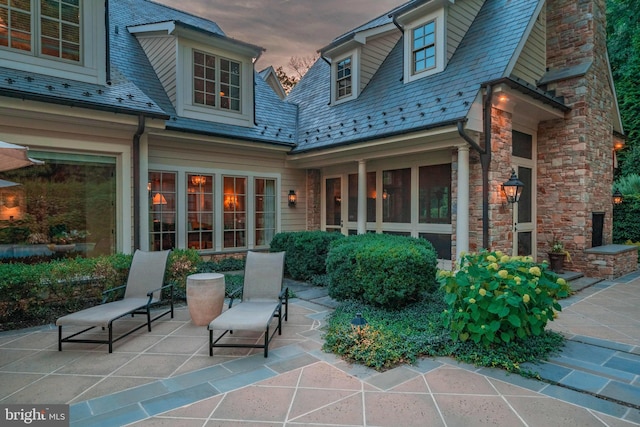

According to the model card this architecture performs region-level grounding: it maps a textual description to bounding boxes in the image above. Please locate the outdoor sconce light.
[288,190,297,207]
[612,188,624,205]
[501,169,524,204]
[350,312,367,328]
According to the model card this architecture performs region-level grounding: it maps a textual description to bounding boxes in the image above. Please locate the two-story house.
[0,0,624,275]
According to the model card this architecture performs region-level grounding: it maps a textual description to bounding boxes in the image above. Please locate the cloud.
[152,0,405,69]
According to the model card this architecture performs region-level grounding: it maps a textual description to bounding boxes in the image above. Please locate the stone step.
[523,339,640,411]
[556,271,603,293]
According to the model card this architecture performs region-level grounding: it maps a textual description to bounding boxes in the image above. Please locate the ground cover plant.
[323,250,567,374]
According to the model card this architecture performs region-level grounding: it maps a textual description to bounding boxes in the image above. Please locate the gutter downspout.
[133,114,145,250]
[456,84,493,250]
[391,14,404,82]
[481,84,492,250]
[252,50,263,126]
[105,0,111,85]
[320,55,331,105]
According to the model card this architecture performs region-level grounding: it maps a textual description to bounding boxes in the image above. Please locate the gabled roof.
[289,0,544,153]
[111,0,298,144]
[0,0,297,145]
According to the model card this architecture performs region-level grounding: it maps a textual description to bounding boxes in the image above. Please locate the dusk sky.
[153,0,407,72]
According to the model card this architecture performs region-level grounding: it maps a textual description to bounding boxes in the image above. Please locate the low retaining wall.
[583,244,638,279]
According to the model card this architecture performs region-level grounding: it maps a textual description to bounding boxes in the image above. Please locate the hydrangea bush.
[438,250,570,347]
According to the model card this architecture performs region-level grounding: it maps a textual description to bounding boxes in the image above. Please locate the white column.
[358,160,367,234]
[456,145,470,260]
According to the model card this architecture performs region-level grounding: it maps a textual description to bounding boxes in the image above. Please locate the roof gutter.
[290,119,461,155]
[0,88,170,120]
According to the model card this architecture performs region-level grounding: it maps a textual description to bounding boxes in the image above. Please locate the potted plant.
[548,236,571,273]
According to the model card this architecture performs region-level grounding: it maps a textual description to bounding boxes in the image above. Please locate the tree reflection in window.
[419,164,451,224]
[0,151,116,260]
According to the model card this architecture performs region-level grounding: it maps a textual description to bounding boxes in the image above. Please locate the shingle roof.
[0,66,167,118]
[289,0,541,153]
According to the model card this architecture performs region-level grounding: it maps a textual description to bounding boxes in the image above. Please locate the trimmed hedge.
[0,249,200,331]
[270,231,344,280]
[326,234,438,309]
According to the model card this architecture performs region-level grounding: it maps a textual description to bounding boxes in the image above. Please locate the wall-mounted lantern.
[288,190,297,207]
[501,169,524,204]
[612,189,624,205]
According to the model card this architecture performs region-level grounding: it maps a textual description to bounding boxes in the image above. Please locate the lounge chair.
[57,250,173,353]
[208,251,287,358]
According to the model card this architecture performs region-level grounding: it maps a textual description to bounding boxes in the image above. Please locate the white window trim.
[403,9,446,83]
[144,166,280,252]
[0,0,106,84]
[331,49,360,105]
[177,39,254,128]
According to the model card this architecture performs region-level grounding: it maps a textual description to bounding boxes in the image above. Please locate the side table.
[186,273,225,326]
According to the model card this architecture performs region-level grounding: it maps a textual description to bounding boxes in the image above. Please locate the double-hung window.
[193,50,241,112]
[0,0,81,62]
[412,20,435,74]
[336,56,352,99]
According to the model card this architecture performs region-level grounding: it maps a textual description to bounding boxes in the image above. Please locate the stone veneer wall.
[467,107,516,254]
[537,0,615,274]
[306,169,321,231]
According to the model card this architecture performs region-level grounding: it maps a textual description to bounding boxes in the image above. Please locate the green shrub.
[326,234,438,309]
[613,194,640,243]
[166,249,201,299]
[197,257,245,273]
[438,250,570,347]
[0,249,201,330]
[270,231,344,280]
[0,253,134,330]
[614,173,640,194]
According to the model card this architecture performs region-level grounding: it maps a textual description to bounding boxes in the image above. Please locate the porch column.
[358,160,367,234]
[456,145,470,260]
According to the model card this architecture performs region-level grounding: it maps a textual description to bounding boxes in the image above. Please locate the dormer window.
[193,50,241,112]
[336,56,352,99]
[330,49,359,104]
[0,0,81,63]
[403,9,445,83]
[412,20,435,74]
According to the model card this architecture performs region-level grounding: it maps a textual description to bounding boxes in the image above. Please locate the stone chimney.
[537,0,617,272]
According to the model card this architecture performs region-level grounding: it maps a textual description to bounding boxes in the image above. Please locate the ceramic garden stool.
[186,273,225,326]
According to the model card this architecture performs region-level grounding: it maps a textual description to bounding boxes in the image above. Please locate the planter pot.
[548,252,566,274]
[186,273,225,326]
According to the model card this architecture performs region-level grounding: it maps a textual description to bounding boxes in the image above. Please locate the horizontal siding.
[447,0,484,61]
[138,36,177,106]
[360,33,401,91]
[511,7,546,85]
[148,137,308,235]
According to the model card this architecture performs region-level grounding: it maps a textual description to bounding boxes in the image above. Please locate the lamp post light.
[502,169,525,256]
